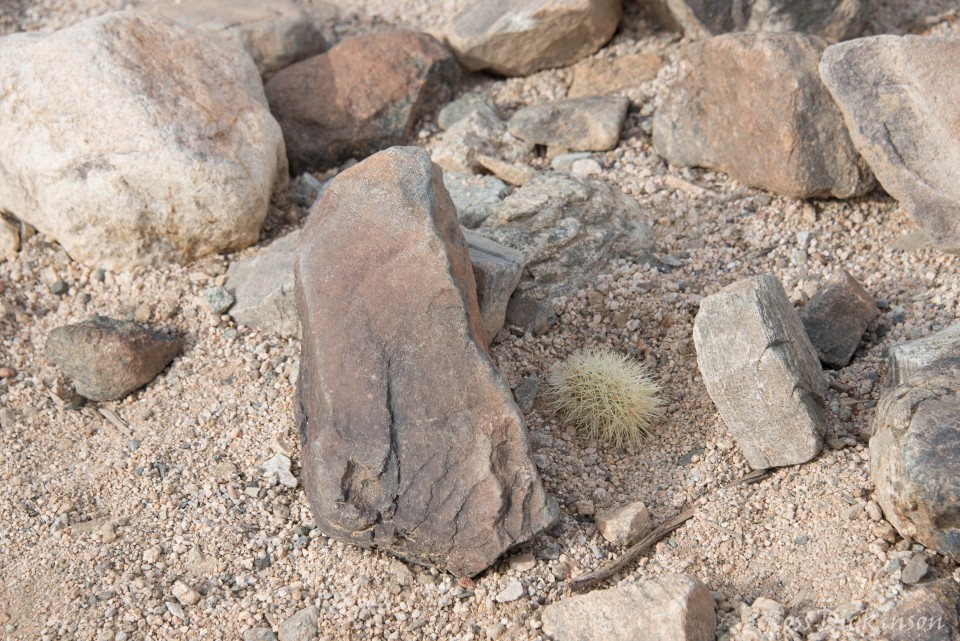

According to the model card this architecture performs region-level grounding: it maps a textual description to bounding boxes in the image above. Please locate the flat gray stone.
[693,274,827,469]
[443,172,511,228]
[508,96,629,152]
[437,91,499,131]
[225,231,302,339]
[295,147,557,577]
[820,36,960,252]
[654,32,873,199]
[243,628,278,641]
[463,229,525,346]
[800,270,879,368]
[542,573,715,641]
[479,172,655,302]
[889,322,960,386]
[432,109,534,175]
[279,606,317,641]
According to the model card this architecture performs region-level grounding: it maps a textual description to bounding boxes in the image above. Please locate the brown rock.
[45,317,182,401]
[568,52,663,98]
[653,32,874,199]
[800,270,879,368]
[266,31,459,174]
[295,146,557,576]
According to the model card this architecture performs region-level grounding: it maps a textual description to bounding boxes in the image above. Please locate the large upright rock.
[542,574,716,641]
[446,0,622,77]
[143,0,326,76]
[871,354,960,559]
[295,147,557,576]
[640,0,868,41]
[820,36,960,253]
[653,33,873,199]
[266,31,458,174]
[693,275,827,469]
[0,13,288,269]
[479,172,655,302]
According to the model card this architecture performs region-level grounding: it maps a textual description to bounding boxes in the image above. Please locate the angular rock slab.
[442,172,511,228]
[45,316,183,401]
[143,0,326,76]
[463,229,525,346]
[653,32,873,199]
[820,36,960,253]
[542,574,716,641]
[508,96,629,152]
[446,0,622,77]
[640,0,868,41]
[0,13,288,269]
[800,270,879,369]
[693,274,827,469]
[432,109,534,175]
[266,31,458,174]
[479,172,655,302]
[225,230,302,339]
[568,52,664,98]
[871,355,960,559]
[889,322,960,386]
[295,147,557,576]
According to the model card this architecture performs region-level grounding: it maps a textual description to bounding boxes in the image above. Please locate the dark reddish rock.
[265,30,459,174]
[45,316,182,401]
[294,146,557,576]
[653,32,874,199]
[801,270,879,368]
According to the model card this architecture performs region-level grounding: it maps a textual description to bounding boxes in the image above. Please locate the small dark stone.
[45,316,182,401]
[505,297,556,337]
[512,374,540,413]
[801,270,879,368]
[253,553,271,571]
[50,280,68,295]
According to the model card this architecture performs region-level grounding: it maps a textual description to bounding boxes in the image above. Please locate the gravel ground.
[1,2,959,641]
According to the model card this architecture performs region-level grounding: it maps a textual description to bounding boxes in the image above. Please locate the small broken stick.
[568,468,772,592]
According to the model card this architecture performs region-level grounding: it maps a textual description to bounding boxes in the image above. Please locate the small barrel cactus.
[547,349,664,447]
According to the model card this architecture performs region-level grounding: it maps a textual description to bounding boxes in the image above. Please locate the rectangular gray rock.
[889,322,960,386]
[463,228,524,346]
[693,274,827,469]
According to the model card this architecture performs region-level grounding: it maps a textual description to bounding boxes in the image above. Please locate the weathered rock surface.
[0,13,288,269]
[479,172,655,302]
[464,230,525,346]
[225,231,302,339]
[295,147,557,576]
[443,173,511,228]
[653,33,873,199]
[279,606,318,641]
[568,52,663,98]
[0,218,19,261]
[820,36,960,252]
[266,31,458,174]
[800,270,879,368]
[508,96,629,152]
[541,573,716,641]
[693,274,827,469]
[640,0,869,41]
[437,92,499,131]
[477,155,537,187]
[143,0,326,76]
[432,110,534,175]
[45,317,183,401]
[446,0,622,77]
[873,579,960,641]
[889,322,960,386]
[871,354,960,559]
[595,501,652,545]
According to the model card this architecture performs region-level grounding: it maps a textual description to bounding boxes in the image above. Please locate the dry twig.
[568,469,772,592]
